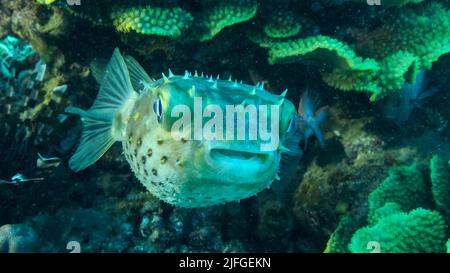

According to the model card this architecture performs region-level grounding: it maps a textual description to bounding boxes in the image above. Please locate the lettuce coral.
[349,208,447,253]
[367,162,430,222]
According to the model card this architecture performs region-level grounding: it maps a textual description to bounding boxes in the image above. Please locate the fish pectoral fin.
[66,48,134,172]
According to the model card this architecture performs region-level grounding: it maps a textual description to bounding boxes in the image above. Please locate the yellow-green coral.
[357,2,450,69]
[111,6,193,38]
[374,51,419,100]
[268,35,382,95]
[198,0,258,41]
[264,10,301,39]
[266,3,449,101]
[267,35,378,70]
[36,0,56,5]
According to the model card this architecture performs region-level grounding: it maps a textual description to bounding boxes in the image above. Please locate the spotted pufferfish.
[67,48,305,208]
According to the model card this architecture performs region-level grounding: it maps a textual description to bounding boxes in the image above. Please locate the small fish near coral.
[66,49,326,208]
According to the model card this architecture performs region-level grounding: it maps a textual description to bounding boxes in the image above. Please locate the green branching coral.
[264,10,301,39]
[267,35,378,70]
[356,2,450,70]
[265,3,449,101]
[349,208,447,253]
[367,162,430,222]
[111,6,193,38]
[197,0,258,41]
[268,35,382,96]
[376,51,419,99]
[430,155,450,218]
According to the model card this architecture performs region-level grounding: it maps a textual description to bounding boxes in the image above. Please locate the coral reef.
[349,208,447,253]
[0,0,447,253]
[430,155,450,219]
[327,156,450,253]
[111,6,193,38]
[367,162,430,222]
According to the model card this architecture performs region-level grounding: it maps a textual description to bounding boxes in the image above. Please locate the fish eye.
[153,96,163,123]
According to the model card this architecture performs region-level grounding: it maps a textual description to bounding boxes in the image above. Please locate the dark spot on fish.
[181,138,187,144]
[147,148,153,157]
[142,156,146,165]
[161,156,167,164]
[144,169,149,176]
[134,149,138,157]
[157,139,164,145]
[152,169,158,176]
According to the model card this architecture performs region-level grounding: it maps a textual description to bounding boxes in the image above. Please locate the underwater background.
[0,0,449,253]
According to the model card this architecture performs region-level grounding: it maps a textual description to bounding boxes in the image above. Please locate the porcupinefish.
[66,48,306,208]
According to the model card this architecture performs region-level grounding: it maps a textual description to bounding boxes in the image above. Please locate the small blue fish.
[382,71,439,124]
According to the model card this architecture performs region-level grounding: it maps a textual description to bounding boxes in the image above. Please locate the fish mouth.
[210,148,263,161]
[204,147,278,182]
[208,148,273,170]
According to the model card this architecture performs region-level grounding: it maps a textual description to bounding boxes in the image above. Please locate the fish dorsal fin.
[66,48,135,172]
[124,55,153,92]
[90,58,108,85]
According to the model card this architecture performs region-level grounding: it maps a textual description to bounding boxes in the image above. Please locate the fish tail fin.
[66,48,136,172]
